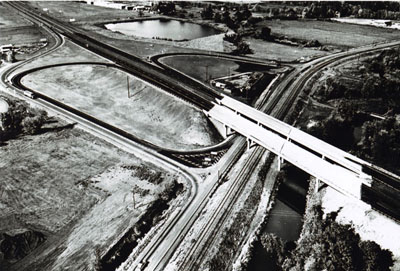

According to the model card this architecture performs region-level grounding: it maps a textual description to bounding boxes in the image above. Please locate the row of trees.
[201,4,253,30]
[0,98,47,142]
[358,117,400,171]
[223,33,253,55]
[299,2,400,19]
[315,49,400,112]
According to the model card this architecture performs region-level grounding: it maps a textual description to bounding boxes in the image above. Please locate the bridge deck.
[208,105,368,198]
[219,96,370,173]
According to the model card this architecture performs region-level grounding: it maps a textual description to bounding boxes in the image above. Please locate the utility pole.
[127,76,130,98]
[132,189,136,209]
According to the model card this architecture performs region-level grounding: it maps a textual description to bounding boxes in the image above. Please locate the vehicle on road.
[23,90,36,99]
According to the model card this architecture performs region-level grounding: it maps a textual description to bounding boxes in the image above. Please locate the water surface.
[105,19,220,40]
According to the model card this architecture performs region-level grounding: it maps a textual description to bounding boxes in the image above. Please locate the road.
[3,2,400,270]
[1,3,252,271]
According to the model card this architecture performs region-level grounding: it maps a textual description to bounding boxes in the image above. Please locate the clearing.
[21,64,222,150]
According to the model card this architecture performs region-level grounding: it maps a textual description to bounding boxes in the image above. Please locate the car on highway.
[23,90,36,99]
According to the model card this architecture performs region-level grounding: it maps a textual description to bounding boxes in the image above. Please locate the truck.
[23,90,36,99]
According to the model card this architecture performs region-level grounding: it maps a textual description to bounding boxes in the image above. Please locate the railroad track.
[6,2,400,269]
[179,144,265,270]
[176,38,400,271]
[176,46,300,271]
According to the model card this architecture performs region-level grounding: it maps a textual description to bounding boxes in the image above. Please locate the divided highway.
[3,2,400,271]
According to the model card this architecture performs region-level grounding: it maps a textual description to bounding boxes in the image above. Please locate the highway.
[3,2,400,270]
[1,4,257,271]
[4,1,220,110]
[219,95,370,174]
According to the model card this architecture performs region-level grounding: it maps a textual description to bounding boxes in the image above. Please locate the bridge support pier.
[246,138,256,150]
[315,178,320,193]
[224,124,235,137]
[277,156,284,171]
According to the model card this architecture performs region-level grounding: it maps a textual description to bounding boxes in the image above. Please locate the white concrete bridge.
[206,95,373,199]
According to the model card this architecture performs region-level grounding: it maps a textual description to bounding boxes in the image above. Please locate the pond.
[105,19,220,40]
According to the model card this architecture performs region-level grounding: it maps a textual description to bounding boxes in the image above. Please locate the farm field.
[0,111,184,270]
[0,26,45,47]
[21,64,222,150]
[26,1,137,24]
[264,19,400,49]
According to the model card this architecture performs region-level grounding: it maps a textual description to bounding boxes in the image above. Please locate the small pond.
[105,19,220,40]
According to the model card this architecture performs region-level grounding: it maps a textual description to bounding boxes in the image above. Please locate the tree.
[283,208,393,271]
[232,41,252,55]
[213,12,221,23]
[0,99,47,141]
[255,26,272,40]
[338,100,358,121]
[241,5,252,20]
[201,4,214,20]
[360,241,394,271]
[155,2,175,15]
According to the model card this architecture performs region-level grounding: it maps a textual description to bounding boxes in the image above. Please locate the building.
[86,1,126,10]
[0,44,13,53]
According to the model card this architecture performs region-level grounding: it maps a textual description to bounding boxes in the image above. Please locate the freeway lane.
[4,1,400,270]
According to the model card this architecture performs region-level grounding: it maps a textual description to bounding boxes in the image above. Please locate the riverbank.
[321,186,400,270]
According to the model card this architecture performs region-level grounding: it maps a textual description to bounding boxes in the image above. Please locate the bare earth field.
[21,64,221,150]
[0,113,185,270]
[265,19,400,49]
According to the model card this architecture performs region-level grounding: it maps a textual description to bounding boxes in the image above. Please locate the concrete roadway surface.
[0,6,240,271]
[3,3,400,269]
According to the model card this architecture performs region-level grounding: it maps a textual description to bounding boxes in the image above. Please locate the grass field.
[160,55,240,83]
[0,3,46,53]
[264,19,400,49]
[245,38,330,62]
[13,40,107,76]
[0,3,33,28]
[21,64,221,150]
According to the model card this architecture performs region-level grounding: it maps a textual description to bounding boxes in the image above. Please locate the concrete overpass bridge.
[206,95,373,199]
